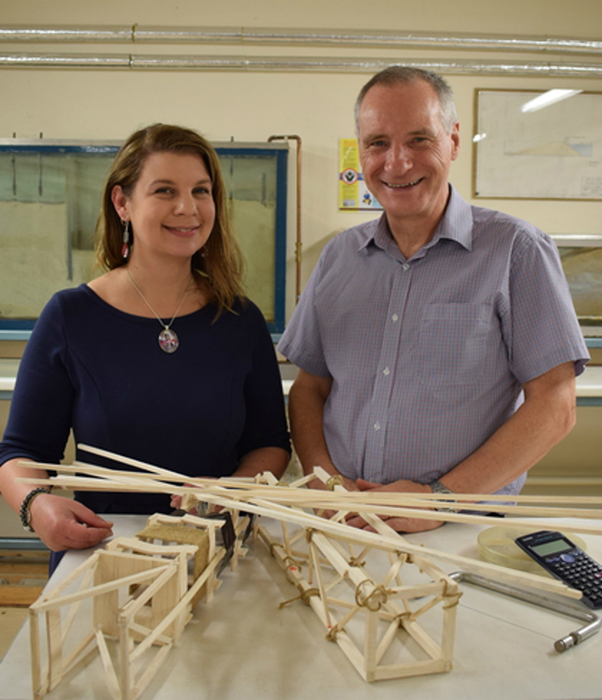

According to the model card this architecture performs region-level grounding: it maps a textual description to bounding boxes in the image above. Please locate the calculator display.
[531,538,573,557]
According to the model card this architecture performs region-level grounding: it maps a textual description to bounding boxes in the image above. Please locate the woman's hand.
[170,484,199,515]
[29,493,113,551]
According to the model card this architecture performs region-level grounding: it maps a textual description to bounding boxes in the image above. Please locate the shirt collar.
[359,185,474,255]
[433,185,473,252]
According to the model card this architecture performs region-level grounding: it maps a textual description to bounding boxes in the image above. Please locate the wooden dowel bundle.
[17,455,602,537]
[15,445,602,602]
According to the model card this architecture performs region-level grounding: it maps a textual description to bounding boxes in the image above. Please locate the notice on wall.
[338,139,382,211]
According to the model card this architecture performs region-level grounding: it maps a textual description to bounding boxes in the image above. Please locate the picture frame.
[473,90,602,200]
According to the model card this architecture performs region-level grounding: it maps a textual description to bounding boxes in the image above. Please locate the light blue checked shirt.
[278,186,589,495]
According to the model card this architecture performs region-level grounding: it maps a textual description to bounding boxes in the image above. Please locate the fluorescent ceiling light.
[521,89,583,113]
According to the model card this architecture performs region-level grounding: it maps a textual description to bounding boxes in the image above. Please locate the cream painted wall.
[1,0,601,314]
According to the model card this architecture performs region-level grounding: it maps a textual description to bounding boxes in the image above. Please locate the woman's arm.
[0,458,113,551]
[233,446,290,480]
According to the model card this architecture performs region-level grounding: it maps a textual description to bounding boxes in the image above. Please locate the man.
[278,66,589,532]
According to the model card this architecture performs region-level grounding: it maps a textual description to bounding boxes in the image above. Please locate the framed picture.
[473,90,602,200]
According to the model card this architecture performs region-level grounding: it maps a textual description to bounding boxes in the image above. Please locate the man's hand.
[306,470,360,520]
[344,478,444,533]
[29,493,113,552]
[308,472,360,493]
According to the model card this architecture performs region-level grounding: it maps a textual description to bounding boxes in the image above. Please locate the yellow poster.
[338,138,383,211]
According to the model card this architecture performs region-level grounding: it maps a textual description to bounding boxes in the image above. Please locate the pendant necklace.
[126,268,191,354]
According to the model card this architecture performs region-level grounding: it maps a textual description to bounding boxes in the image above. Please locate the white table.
[0,516,600,700]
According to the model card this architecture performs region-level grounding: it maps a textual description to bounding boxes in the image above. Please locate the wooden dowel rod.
[31,551,103,608]
[58,629,97,682]
[33,566,171,613]
[17,457,602,509]
[77,444,184,478]
[95,630,121,700]
[17,470,602,537]
[17,461,602,509]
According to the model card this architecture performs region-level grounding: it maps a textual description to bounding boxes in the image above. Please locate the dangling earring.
[121,220,130,259]
[200,245,208,258]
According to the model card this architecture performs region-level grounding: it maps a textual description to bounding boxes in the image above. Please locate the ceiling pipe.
[0,25,601,55]
[0,53,601,77]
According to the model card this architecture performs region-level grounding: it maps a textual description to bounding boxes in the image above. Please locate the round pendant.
[158,328,179,354]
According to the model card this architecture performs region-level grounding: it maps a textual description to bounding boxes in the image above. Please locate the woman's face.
[112,151,216,263]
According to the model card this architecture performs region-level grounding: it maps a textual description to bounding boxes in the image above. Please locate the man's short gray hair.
[354,66,458,135]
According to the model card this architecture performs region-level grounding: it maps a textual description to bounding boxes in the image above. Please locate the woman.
[0,124,291,554]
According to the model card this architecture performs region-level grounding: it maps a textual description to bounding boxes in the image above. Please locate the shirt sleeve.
[235,303,291,460]
[506,228,590,384]
[0,294,74,468]
[277,255,332,378]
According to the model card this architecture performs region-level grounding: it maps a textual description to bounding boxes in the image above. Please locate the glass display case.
[0,140,287,336]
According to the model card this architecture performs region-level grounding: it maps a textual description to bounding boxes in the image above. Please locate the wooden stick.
[95,629,121,700]
[29,607,43,700]
[58,628,98,683]
[59,564,96,649]
[18,470,602,539]
[31,551,103,609]
[33,566,172,613]
[131,643,172,700]
[121,565,180,633]
[22,461,602,539]
[18,456,602,505]
[17,470,602,521]
[46,609,63,691]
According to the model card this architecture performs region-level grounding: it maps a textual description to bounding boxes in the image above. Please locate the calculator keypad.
[544,549,602,608]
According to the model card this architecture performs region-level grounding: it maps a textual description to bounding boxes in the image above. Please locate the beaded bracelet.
[19,487,50,532]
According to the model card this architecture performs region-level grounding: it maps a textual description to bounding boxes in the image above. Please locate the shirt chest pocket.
[416,303,493,387]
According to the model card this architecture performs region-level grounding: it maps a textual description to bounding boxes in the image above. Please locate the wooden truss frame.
[18,445,602,698]
[28,512,250,700]
[259,521,461,681]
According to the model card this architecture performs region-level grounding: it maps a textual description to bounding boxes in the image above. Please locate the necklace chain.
[126,268,192,353]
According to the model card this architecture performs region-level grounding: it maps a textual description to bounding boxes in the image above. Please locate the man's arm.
[350,361,577,532]
[288,369,359,491]
[437,360,577,494]
[291,361,577,531]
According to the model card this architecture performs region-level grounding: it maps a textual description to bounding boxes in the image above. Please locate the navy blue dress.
[0,285,290,515]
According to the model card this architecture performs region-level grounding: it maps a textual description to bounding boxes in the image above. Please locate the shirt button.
[402,263,410,271]
[383,367,390,376]
[391,314,399,322]
[374,422,381,431]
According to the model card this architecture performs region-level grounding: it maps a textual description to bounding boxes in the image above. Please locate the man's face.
[358,80,460,233]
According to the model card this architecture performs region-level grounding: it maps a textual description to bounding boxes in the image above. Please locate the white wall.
[1,0,601,314]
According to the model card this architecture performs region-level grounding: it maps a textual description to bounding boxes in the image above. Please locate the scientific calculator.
[515,530,602,609]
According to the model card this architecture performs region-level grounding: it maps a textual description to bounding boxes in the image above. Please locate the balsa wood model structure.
[27,509,253,700]
[18,444,602,699]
